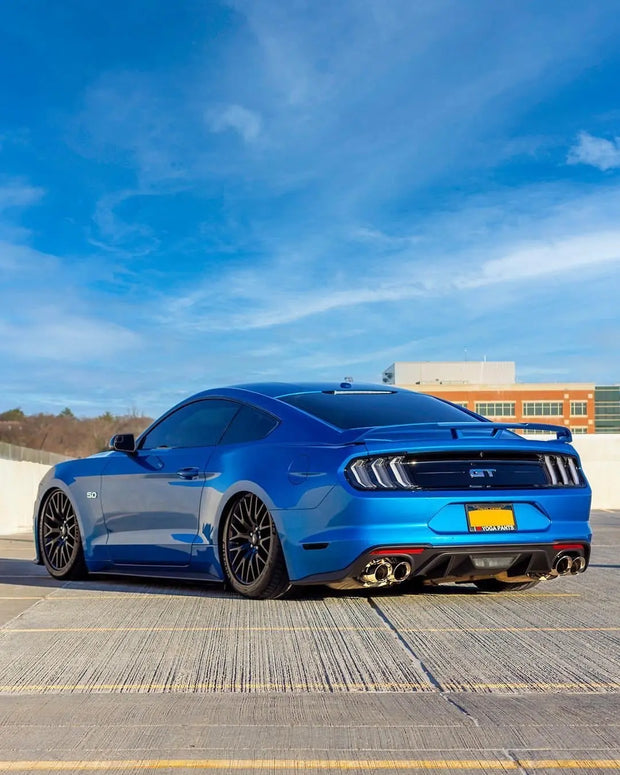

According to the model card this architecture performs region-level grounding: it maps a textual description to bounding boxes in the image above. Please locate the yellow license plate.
[466,504,516,532]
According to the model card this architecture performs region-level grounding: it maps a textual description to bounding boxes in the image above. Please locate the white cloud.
[0,240,59,273]
[90,189,160,255]
[463,230,620,287]
[567,131,620,171]
[207,104,262,143]
[0,312,141,362]
[0,181,45,211]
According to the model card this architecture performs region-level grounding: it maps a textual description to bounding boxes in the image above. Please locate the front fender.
[33,459,108,570]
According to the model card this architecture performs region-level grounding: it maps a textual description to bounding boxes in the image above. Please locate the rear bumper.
[275,485,592,582]
[294,540,591,586]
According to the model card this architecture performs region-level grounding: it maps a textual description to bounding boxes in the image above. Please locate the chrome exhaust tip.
[374,561,391,583]
[554,554,573,576]
[359,559,393,586]
[392,560,412,582]
[570,556,586,574]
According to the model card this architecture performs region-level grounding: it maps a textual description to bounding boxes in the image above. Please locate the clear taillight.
[347,455,416,490]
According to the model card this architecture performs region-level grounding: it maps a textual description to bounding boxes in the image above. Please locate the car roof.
[227,382,403,398]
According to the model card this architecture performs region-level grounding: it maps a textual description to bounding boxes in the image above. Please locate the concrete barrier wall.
[0,441,69,466]
[0,435,618,534]
[0,459,51,535]
[569,434,620,510]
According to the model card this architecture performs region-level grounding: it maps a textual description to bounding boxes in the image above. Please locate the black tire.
[221,493,290,599]
[38,489,88,580]
[474,578,540,593]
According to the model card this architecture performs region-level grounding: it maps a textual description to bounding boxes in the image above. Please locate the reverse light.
[471,555,516,570]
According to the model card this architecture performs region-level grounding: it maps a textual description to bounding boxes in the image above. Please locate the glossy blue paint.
[33,383,592,587]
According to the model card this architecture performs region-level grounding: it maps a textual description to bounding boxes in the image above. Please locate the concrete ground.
[0,510,618,774]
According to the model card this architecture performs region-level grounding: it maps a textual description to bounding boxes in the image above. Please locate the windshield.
[279,390,482,430]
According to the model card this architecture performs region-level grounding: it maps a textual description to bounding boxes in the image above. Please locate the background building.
[382,361,619,434]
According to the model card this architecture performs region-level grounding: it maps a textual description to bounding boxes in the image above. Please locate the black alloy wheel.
[474,578,540,592]
[222,493,290,599]
[38,490,87,580]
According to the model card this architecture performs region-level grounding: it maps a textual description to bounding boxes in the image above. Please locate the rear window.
[279,390,481,430]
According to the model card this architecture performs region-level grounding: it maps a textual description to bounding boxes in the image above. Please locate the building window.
[475,402,515,417]
[453,401,469,408]
[522,401,563,417]
[570,401,587,416]
[595,386,620,432]
[571,426,588,434]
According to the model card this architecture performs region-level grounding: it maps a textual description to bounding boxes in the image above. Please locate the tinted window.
[141,400,240,449]
[220,404,279,445]
[279,391,481,429]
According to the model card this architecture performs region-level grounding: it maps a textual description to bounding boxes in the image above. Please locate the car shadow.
[0,553,486,600]
[0,555,235,598]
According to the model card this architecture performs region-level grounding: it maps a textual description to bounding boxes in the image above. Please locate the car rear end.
[274,387,591,590]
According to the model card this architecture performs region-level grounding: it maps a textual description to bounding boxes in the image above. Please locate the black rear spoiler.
[349,421,572,443]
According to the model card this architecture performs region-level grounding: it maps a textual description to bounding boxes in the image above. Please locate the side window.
[219,404,279,445]
[141,400,240,449]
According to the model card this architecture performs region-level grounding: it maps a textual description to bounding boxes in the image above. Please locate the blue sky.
[1,0,619,416]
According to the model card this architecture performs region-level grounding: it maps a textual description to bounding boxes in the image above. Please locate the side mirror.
[109,433,136,453]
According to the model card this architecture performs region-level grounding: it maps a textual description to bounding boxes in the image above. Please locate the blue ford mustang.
[34,383,592,599]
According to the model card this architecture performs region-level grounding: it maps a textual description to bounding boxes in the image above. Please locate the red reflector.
[553,543,584,550]
[371,548,425,556]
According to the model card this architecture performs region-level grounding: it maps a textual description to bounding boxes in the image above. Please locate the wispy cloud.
[567,131,620,171]
[464,230,620,287]
[90,189,160,255]
[207,104,262,143]
[0,312,141,362]
[0,180,44,211]
[157,185,620,335]
[72,72,192,186]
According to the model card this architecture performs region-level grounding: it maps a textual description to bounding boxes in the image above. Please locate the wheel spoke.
[231,510,249,529]
[232,549,248,571]
[228,525,249,541]
[245,551,254,580]
[51,543,61,568]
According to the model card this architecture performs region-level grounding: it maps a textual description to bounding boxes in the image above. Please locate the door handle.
[176,467,201,480]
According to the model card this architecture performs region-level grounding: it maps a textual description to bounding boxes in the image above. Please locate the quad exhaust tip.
[553,553,587,576]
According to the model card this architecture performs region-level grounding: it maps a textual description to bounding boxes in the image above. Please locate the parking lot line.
[0,758,618,771]
[0,680,617,692]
